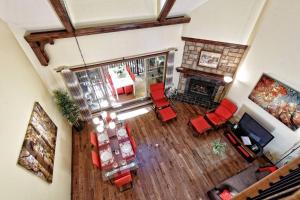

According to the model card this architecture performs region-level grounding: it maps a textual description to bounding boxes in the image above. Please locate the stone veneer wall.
[178,37,248,93]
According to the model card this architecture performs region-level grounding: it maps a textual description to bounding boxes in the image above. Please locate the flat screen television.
[238,113,274,147]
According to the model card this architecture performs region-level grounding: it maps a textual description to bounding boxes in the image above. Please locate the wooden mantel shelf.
[176,67,225,82]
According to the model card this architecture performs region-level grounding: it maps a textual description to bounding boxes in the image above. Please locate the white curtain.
[61,69,92,121]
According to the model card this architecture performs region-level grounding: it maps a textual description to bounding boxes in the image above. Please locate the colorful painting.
[249,74,300,131]
[17,102,57,183]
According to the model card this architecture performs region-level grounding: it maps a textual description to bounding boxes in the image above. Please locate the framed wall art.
[198,50,222,68]
[17,102,57,183]
[249,74,300,131]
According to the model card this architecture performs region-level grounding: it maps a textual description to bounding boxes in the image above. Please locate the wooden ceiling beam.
[75,16,190,36]
[49,0,74,32]
[158,0,176,21]
[25,0,190,66]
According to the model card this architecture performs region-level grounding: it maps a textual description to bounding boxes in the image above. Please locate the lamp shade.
[224,75,233,83]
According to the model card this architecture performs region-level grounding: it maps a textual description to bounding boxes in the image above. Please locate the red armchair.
[150,82,164,93]
[205,98,237,127]
[150,83,170,110]
[113,172,133,192]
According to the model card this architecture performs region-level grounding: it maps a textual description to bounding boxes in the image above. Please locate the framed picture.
[198,50,222,68]
[249,74,300,131]
[17,102,57,183]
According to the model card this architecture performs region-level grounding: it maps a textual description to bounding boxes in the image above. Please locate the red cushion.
[91,151,101,168]
[226,133,237,145]
[158,107,177,122]
[117,87,124,95]
[219,189,233,200]
[238,146,250,158]
[130,136,137,153]
[114,174,132,187]
[220,98,237,114]
[206,113,224,125]
[151,90,165,101]
[150,83,164,93]
[153,98,170,108]
[125,123,132,137]
[124,85,133,94]
[215,106,233,121]
[190,116,212,134]
[130,72,136,81]
[126,65,131,73]
[90,132,98,147]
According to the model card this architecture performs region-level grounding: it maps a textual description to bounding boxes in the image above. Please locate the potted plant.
[212,139,227,156]
[53,89,84,132]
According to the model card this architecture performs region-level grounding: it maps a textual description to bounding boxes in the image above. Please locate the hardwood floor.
[72,102,255,200]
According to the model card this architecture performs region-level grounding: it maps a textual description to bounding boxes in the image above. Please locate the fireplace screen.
[187,79,215,97]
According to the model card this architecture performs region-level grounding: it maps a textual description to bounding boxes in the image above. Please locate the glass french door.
[74,53,167,113]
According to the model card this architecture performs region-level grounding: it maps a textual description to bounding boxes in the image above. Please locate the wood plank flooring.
[72,102,255,200]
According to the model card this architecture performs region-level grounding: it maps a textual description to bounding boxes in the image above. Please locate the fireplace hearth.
[175,68,226,108]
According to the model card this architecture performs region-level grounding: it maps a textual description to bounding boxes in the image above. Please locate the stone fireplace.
[175,37,248,108]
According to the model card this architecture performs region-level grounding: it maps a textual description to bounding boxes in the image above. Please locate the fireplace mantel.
[176,67,225,82]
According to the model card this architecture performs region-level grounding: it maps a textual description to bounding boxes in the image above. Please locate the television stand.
[224,126,263,162]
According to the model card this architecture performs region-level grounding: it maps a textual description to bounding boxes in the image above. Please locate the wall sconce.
[224,75,233,83]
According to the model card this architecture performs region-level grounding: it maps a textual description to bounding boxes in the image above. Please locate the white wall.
[10,24,185,91]
[227,0,300,162]
[182,0,267,44]
[0,19,72,200]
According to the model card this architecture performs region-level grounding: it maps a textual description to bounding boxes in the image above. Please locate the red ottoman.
[189,116,212,136]
[157,106,177,122]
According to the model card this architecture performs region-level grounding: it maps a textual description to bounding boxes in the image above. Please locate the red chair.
[150,88,170,110]
[124,85,133,94]
[91,150,101,169]
[129,136,137,154]
[107,74,124,95]
[90,132,98,148]
[129,72,136,81]
[114,172,133,192]
[205,98,237,127]
[157,106,177,123]
[126,65,131,73]
[150,82,164,93]
[125,123,132,137]
[188,116,212,136]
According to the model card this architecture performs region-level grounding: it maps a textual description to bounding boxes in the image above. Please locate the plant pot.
[73,120,85,132]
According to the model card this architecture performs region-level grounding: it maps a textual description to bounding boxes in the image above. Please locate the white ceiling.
[63,0,158,28]
[168,0,209,17]
[0,0,209,31]
[0,0,63,31]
